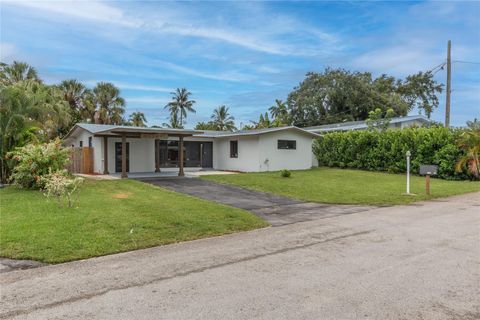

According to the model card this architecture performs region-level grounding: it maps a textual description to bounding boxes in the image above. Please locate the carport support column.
[103,136,109,174]
[155,139,160,172]
[121,133,128,179]
[178,136,184,176]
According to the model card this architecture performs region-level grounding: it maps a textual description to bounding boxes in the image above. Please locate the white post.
[406,150,411,194]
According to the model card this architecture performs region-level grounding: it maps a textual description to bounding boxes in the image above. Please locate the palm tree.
[80,89,97,123]
[0,61,41,85]
[211,105,236,131]
[162,111,181,128]
[93,82,125,125]
[57,79,87,123]
[455,129,480,178]
[194,121,216,130]
[164,88,195,128]
[268,99,289,126]
[250,112,272,129]
[129,111,147,127]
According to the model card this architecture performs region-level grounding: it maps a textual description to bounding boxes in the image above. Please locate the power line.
[452,60,480,65]
[428,61,446,73]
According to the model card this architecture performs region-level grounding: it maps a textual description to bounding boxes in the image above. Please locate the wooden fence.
[67,147,94,174]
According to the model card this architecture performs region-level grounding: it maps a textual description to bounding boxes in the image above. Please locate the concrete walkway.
[1,193,479,319]
[136,177,376,226]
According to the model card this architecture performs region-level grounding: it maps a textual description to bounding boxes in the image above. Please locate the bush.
[7,139,71,189]
[313,126,470,180]
[42,170,84,207]
[280,169,291,178]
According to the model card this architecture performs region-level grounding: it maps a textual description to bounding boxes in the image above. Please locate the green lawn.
[0,179,267,263]
[202,167,480,205]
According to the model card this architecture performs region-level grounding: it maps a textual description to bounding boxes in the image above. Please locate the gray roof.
[303,115,430,133]
[64,123,202,140]
[196,126,319,138]
[64,123,318,141]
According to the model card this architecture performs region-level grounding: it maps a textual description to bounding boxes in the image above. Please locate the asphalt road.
[1,193,479,320]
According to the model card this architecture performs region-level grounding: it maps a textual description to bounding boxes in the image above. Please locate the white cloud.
[3,0,138,27]
[2,0,338,56]
[110,82,171,93]
[126,97,169,105]
[153,60,252,82]
[0,42,18,61]
[349,45,445,76]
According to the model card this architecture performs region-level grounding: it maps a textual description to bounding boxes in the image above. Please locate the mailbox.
[419,165,438,176]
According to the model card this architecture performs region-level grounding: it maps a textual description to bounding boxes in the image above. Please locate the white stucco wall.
[258,130,314,171]
[105,137,155,173]
[68,128,316,174]
[213,136,260,172]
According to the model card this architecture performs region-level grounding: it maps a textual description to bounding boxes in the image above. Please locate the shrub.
[280,169,291,178]
[313,126,469,180]
[7,139,71,189]
[42,170,83,207]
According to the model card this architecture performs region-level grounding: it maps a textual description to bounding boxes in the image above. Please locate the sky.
[1,0,479,128]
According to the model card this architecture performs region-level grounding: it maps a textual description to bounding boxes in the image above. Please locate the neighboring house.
[303,115,430,134]
[63,124,318,177]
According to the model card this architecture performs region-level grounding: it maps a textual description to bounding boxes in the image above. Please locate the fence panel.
[67,147,94,174]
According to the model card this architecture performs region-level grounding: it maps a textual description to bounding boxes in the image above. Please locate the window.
[230,140,238,158]
[79,141,83,147]
[278,140,296,150]
[88,137,93,147]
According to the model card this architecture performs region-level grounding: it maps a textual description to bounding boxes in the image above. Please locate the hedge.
[313,127,469,180]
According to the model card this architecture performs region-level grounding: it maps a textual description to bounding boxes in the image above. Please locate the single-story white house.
[63,123,319,177]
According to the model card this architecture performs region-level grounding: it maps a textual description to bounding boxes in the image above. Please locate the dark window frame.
[230,140,238,158]
[79,140,83,147]
[88,137,93,147]
[277,140,296,150]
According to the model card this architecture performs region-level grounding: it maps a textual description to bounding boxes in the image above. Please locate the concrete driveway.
[136,177,376,226]
[1,192,479,320]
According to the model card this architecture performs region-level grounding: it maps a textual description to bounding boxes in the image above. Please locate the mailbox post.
[419,165,438,195]
[406,151,411,194]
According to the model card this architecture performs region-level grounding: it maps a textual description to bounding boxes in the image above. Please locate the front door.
[115,142,130,173]
[201,142,213,168]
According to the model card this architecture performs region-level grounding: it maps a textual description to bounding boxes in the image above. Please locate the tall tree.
[211,105,236,131]
[286,68,442,127]
[250,112,272,129]
[129,111,147,127]
[268,99,290,126]
[57,79,87,124]
[164,88,195,128]
[194,121,217,130]
[0,61,41,85]
[162,111,181,128]
[397,71,443,118]
[92,82,125,125]
[0,81,71,182]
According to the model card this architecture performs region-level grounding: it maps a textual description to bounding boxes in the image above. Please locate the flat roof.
[195,126,319,138]
[64,123,202,140]
[303,115,430,132]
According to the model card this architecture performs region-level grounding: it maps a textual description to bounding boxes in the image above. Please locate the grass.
[0,179,267,263]
[202,167,480,205]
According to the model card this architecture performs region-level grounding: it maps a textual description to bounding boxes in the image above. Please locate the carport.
[93,127,201,178]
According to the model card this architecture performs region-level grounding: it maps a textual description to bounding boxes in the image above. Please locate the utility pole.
[445,40,452,128]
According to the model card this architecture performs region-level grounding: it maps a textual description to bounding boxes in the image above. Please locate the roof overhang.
[198,126,320,139]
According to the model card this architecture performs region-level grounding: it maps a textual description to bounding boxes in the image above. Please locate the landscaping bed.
[0,179,267,263]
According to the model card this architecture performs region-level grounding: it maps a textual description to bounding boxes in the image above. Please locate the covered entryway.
[95,127,202,178]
